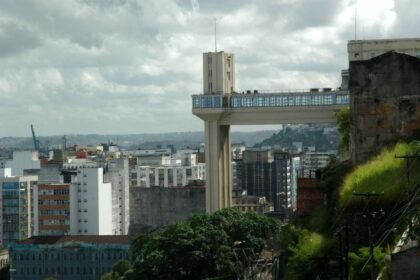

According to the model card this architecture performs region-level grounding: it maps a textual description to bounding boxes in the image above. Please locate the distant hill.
[254,125,340,151]
[0,131,277,151]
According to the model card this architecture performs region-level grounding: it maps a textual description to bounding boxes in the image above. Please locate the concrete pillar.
[173,167,177,187]
[145,167,150,187]
[164,168,168,187]
[204,120,232,213]
[154,168,159,186]
[182,168,187,186]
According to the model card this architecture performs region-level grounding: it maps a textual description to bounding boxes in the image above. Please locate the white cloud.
[0,0,416,136]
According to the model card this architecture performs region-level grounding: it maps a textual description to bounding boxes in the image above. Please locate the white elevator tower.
[201,51,235,213]
[203,52,235,95]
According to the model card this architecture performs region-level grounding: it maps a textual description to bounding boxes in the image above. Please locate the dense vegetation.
[335,107,350,154]
[129,208,280,280]
[253,125,339,151]
[340,141,420,206]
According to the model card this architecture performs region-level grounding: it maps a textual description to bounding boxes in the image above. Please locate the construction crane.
[30,124,41,152]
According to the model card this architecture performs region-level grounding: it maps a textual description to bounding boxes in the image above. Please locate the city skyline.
[0,0,417,137]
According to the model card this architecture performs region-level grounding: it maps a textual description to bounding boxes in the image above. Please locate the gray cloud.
[0,20,41,56]
[0,0,417,137]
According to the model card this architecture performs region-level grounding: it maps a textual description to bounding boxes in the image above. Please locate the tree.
[282,227,331,280]
[101,260,133,280]
[335,107,350,154]
[348,247,389,280]
[0,265,9,280]
[131,208,280,280]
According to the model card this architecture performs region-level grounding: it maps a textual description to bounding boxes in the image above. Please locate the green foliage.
[285,227,331,280]
[101,260,133,280]
[131,208,280,280]
[348,247,390,280]
[0,264,9,280]
[306,206,333,234]
[340,141,420,206]
[335,107,350,153]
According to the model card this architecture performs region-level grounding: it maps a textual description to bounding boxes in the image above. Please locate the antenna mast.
[214,18,217,52]
[355,7,358,40]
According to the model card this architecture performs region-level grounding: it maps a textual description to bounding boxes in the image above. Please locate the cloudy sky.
[0,0,416,137]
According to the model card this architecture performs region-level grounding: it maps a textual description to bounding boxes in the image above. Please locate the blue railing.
[192,90,349,109]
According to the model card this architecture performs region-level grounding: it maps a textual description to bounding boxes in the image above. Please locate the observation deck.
[192,88,349,125]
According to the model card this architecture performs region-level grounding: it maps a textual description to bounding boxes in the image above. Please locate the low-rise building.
[296,178,324,216]
[9,235,131,280]
[232,195,272,214]
[0,249,8,270]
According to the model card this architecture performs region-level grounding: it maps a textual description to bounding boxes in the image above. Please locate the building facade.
[0,175,38,247]
[349,52,420,163]
[69,168,112,235]
[348,38,420,61]
[9,235,130,280]
[203,51,235,94]
[33,184,71,236]
[104,158,130,235]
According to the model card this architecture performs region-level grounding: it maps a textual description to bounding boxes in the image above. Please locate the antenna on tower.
[214,17,217,52]
[354,7,358,40]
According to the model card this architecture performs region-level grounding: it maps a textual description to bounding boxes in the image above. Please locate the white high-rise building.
[69,167,112,235]
[203,52,235,95]
[104,159,130,235]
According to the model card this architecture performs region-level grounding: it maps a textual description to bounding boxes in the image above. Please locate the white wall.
[70,168,112,235]
[11,151,40,176]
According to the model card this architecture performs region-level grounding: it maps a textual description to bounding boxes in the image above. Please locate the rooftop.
[16,235,131,245]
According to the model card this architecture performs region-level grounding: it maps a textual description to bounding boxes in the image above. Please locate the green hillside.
[340,141,420,206]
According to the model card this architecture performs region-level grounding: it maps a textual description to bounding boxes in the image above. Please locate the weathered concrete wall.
[350,52,420,163]
[391,246,420,280]
[129,186,205,236]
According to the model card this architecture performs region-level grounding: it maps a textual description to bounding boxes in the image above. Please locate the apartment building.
[104,158,130,235]
[69,168,112,235]
[0,175,38,247]
[33,184,71,236]
[242,149,299,216]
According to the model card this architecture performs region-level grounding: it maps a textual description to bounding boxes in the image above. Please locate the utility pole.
[337,224,351,280]
[352,192,384,280]
[395,154,420,239]
[343,224,350,280]
[337,230,343,280]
